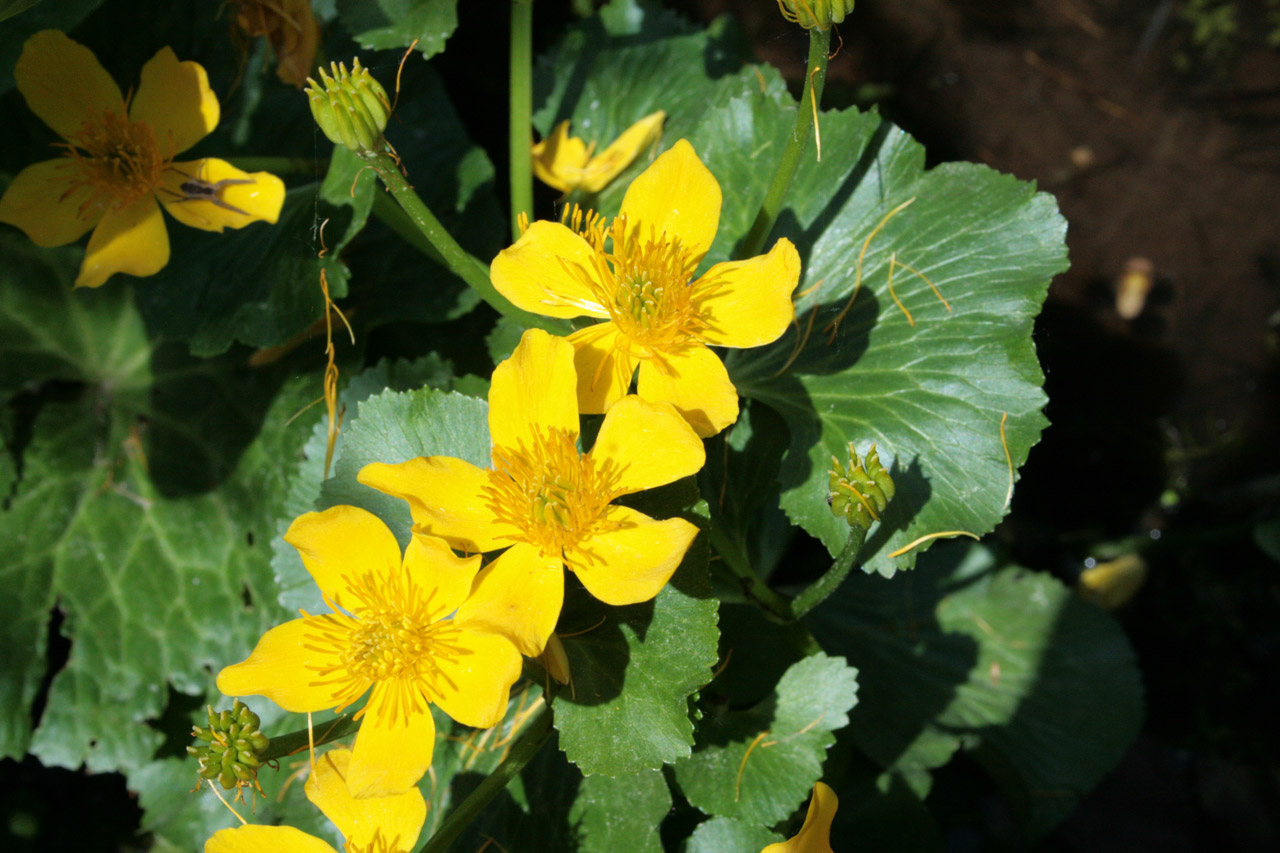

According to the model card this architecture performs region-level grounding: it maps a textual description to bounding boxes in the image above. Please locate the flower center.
[484,426,620,559]
[59,108,169,218]
[569,211,710,356]
[303,568,465,726]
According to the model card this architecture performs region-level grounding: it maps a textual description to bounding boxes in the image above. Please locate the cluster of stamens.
[303,569,463,727]
[58,108,168,218]
[485,427,619,558]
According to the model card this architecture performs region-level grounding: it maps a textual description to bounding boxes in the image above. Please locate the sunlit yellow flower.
[358,328,704,657]
[0,31,285,289]
[492,139,801,436]
[762,782,838,853]
[204,748,426,852]
[532,110,665,194]
[217,506,523,798]
[234,0,320,88]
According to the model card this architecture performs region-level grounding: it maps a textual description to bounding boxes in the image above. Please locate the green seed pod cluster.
[305,58,391,155]
[827,442,895,531]
[776,0,854,31]
[188,700,270,792]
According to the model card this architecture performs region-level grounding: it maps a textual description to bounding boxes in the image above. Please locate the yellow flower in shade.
[492,139,801,437]
[358,328,704,658]
[204,748,426,853]
[532,110,665,194]
[761,782,838,853]
[0,31,285,289]
[216,506,523,798]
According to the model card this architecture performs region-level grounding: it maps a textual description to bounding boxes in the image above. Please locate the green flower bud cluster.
[827,442,894,531]
[305,58,391,155]
[776,0,854,31]
[188,700,270,792]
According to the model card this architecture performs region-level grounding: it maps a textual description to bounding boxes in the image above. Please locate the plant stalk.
[790,526,865,619]
[420,702,554,853]
[738,26,830,260]
[708,525,796,622]
[362,150,564,333]
[510,0,535,241]
[260,714,359,762]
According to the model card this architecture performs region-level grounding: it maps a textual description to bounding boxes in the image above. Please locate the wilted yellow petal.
[205,825,337,853]
[577,110,666,193]
[531,120,591,194]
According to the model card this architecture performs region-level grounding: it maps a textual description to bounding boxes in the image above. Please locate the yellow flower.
[217,506,523,798]
[762,782,838,853]
[0,31,285,289]
[492,139,801,436]
[532,110,665,194]
[358,328,704,658]
[204,748,426,852]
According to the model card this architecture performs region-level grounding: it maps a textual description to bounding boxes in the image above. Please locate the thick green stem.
[709,525,795,622]
[738,27,830,260]
[260,714,359,763]
[224,156,327,175]
[362,150,565,332]
[420,703,554,853]
[510,0,535,241]
[790,526,865,619]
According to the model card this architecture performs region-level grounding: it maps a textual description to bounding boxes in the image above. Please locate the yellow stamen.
[59,107,169,219]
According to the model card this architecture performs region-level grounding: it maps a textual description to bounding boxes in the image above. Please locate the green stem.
[362,150,565,333]
[261,714,360,763]
[708,525,795,622]
[738,26,830,260]
[420,703,554,853]
[510,0,535,241]
[224,156,327,175]
[790,526,865,619]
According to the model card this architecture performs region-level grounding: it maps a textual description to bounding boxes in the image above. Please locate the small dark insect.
[165,168,255,218]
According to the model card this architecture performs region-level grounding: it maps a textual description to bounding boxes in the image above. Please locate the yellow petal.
[455,543,564,657]
[637,344,738,437]
[618,138,720,262]
[590,395,704,494]
[304,748,427,852]
[432,628,522,728]
[14,30,124,140]
[567,505,697,605]
[489,220,606,319]
[346,688,437,798]
[566,322,637,414]
[489,328,579,451]
[694,237,801,347]
[159,158,285,233]
[358,457,508,553]
[402,531,482,618]
[578,110,666,194]
[761,782,838,853]
[216,618,349,714]
[531,120,590,194]
[130,46,219,156]
[0,159,99,247]
[284,506,401,610]
[205,825,337,853]
[75,195,168,288]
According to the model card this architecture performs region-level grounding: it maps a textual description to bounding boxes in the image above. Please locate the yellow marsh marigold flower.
[217,506,523,798]
[205,748,426,852]
[532,110,665,194]
[762,782,838,853]
[234,0,320,89]
[0,31,284,289]
[491,139,801,437]
[358,328,704,658]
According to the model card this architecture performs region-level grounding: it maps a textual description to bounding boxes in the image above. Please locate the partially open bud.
[305,59,390,155]
[776,0,854,31]
[827,442,894,531]
[188,699,270,795]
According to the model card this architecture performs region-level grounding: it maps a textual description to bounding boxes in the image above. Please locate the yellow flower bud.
[776,0,854,31]
[304,58,390,155]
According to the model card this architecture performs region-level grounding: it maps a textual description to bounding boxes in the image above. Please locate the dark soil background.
[669,0,1280,849]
